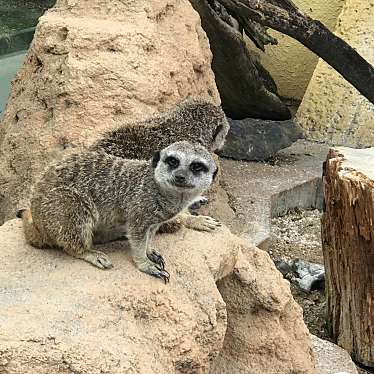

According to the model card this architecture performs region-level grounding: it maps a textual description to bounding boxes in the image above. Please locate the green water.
[0,51,26,114]
[0,0,55,37]
[0,1,55,115]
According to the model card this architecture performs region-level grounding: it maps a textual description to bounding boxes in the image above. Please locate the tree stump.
[322,147,374,367]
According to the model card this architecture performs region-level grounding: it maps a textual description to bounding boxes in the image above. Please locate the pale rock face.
[210,250,315,374]
[0,0,220,223]
[0,220,315,374]
[0,220,233,374]
[295,0,374,147]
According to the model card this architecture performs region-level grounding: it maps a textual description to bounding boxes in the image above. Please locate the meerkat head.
[173,98,230,152]
[152,141,217,197]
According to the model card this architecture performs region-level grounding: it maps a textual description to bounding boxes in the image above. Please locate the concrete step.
[219,140,329,249]
[312,335,358,374]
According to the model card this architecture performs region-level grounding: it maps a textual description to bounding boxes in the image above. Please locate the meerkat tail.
[16,208,46,248]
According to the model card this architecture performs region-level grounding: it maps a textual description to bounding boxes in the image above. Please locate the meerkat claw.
[147,249,166,270]
[137,260,170,283]
[189,196,209,211]
[153,268,170,284]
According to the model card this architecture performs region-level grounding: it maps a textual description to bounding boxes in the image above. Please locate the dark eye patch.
[190,162,208,174]
[165,156,179,169]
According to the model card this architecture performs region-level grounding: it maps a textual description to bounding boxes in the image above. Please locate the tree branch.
[191,0,291,120]
[218,0,374,105]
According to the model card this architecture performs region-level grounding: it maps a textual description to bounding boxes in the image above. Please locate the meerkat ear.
[213,124,224,141]
[213,167,218,180]
[152,150,161,168]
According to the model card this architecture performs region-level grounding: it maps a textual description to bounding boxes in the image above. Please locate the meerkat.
[17,141,220,282]
[90,98,230,233]
[90,98,229,159]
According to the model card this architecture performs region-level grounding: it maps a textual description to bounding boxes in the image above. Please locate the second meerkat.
[18,141,219,282]
[91,98,229,159]
[90,98,230,233]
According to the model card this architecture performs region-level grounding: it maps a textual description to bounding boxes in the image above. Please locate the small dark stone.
[219,118,304,161]
[272,257,294,278]
[290,258,325,293]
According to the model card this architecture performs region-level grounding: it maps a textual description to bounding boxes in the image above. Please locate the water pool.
[0,0,55,115]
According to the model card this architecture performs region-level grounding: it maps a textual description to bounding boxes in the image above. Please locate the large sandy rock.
[210,250,315,374]
[295,0,374,147]
[0,220,315,373]
[0,220,234,373]
[0,0,220,223]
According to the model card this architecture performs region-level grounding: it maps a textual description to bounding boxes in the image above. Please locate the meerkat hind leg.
[58,231,113,269]
[77,249,113,269]
[44,190,113,270]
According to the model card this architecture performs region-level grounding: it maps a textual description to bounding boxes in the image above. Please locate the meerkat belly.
[92,208,128,244]
[93,224,128,244]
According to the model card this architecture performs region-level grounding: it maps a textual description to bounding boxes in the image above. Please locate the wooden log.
[321,147,374,367]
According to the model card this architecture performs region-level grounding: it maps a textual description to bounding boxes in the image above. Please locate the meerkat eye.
[190,162,208,174]
[165,156,179,169]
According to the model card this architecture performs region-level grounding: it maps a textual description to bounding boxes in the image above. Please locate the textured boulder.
[0,1,317,371]
[0,220,235,374]
[210,250,315,374]
[295,0,374,147]
[219,118,303,161]
[0,0,220,223]
[0,220,315,373]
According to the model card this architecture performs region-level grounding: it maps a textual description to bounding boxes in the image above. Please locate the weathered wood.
[217,0,374,105]
[321,147,374,367]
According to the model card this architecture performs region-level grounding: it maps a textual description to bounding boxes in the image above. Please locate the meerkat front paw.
[185,215,222,232]
[137,259,170,284]
[189,196,209,211]
[147,249,166,270]
[80,250,113,269]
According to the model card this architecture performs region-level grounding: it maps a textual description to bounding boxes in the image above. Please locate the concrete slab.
[219,140,329,248]
[312,335,358,374]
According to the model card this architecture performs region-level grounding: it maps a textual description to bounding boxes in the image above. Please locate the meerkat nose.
[175,175,186,183]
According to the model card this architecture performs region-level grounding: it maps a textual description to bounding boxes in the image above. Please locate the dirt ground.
[269,208,372,374]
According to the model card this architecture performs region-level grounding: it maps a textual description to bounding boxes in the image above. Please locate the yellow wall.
[248,0,346,100]
[295,0,374,147]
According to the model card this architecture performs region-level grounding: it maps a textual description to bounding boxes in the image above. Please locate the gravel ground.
[270,208,323,264]
[269,209,329,339]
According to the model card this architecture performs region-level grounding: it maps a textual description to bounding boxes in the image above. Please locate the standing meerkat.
[17,141,220,282]
[90,98,230,232]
